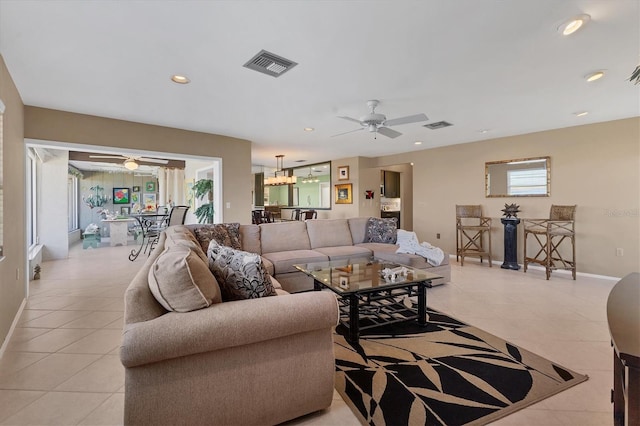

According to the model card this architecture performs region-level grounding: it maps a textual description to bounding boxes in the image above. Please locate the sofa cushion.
[366,217,398,244]
[260,221,311,253]
[207,241,277,301]
[261,256,275,276]
[261,250,328,275]
[239,224,261,254]
[306,219,353,248]
[165,231,207,263]
[314,245,372,262]
[194,223,242,252]
[148,246,222,312]
[348,217,370,244]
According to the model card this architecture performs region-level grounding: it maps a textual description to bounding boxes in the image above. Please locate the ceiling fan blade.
[89,155,126,160]
[138,157,169,164]
[377,127,402,139]
[384,113,428,127]
[331,128,364,138]
[337,116,363,124]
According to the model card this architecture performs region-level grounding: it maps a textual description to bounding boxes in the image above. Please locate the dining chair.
[146,205,190,254]
[301,210,317,220]
[252,210,264,224]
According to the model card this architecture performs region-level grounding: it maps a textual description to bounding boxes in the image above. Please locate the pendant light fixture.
[301,168,319,183]
[263,155,297,186]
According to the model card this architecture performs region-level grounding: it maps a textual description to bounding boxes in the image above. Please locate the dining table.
[127,212,169,261]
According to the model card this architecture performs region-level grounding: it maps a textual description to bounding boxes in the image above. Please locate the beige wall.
[24,107,252,225]
[376,118,640,278]
[0,55,26,349]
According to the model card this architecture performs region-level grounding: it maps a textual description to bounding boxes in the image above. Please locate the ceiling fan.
[89,155,169,170]
[333,100,428,139]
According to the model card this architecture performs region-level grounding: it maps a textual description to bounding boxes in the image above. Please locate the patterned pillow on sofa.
[194,223,242,253]
[207,240,276,301]
[366,217,398,244]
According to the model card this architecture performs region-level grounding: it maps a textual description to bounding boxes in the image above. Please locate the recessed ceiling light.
[303,127,314,132]
[574,111,589,117]
[414,141,422,145]
[584,71,605,82]
[558,14,590,36]
[171,75,190,84]
[479,129,490,134]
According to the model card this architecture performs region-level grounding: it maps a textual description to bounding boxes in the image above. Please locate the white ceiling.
[1,1,638,168]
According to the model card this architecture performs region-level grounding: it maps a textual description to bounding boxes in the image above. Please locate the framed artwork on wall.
[143,193,157,211]
[120,207,130,215]
[335,183,352,204]
[145,181,156,192]
[132,185,140,192]
[338,165,349,181]
[113,187,130,204]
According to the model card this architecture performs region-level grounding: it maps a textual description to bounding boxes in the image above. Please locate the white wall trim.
[0,298,26,359]
[447,254,620,281]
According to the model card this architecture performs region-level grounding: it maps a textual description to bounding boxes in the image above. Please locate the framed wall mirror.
[485,156,550,197]
[254,161,331,209]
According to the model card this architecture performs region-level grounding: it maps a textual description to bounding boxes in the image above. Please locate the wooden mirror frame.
[485,156,550,197]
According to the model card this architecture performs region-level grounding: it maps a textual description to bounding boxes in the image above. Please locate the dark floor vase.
[501,218,521,270]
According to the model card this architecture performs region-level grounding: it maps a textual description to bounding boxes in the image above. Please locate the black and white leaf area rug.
[334,307,588,426]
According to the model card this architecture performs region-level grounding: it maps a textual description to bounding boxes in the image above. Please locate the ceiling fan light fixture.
[558,14,590,36]
[124,159,139,170]
[171,74,190,84]
[585,71,605,82]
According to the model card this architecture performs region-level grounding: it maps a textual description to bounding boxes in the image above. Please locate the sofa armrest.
[121,291,338,368]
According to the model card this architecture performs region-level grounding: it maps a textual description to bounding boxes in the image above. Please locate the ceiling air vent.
[423,121,453,130]
[243,50,298,78]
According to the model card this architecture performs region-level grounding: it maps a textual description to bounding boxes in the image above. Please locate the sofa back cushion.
[306,219,353,248]
[148,246,222,312]
[348,217,371,244]
[259,221,311,253]
[239,224,261,254]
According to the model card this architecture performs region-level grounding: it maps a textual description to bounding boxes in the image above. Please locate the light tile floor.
[0,242,618,425]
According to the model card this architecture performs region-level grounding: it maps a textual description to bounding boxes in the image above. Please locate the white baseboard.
[448,254,620,281]
[0,298,26,359]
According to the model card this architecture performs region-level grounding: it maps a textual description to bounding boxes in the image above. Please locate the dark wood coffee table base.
[314,279,430,343]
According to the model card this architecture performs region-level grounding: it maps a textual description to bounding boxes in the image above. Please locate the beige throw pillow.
[149,246,222,312]
[165,231,208,263]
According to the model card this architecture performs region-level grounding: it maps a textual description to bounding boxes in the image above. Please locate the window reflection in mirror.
[485,157,550,197]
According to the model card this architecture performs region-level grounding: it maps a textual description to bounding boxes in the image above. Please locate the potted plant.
[193,179,214,223]
[630,64,640,84]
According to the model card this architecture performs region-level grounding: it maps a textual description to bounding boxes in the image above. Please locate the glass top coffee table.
[294,258,442,344]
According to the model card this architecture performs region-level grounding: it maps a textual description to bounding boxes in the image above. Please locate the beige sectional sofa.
[255,217,450,293]
[121,230,339,425]
[120,217,449,424]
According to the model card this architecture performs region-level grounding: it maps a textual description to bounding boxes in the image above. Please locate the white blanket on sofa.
[395,229,445,266]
